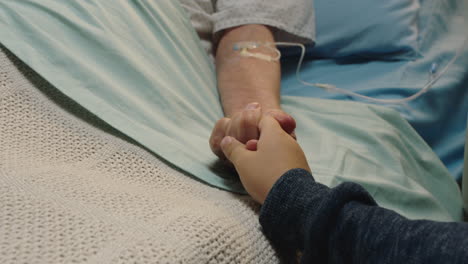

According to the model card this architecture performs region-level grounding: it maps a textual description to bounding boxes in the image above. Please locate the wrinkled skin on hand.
[209,102,296,160]
[219,114,310,203]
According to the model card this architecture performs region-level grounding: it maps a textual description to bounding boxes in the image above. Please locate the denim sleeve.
[259,168,468,263]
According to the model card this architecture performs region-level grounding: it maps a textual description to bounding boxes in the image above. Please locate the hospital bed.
[0,0,467,263]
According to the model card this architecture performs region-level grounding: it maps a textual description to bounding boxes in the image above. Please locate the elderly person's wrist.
[222,97,281,117]
[226,106,281,118]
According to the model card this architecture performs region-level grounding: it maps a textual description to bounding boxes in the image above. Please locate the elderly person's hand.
[219,114,310,204]
[209,102,296,160]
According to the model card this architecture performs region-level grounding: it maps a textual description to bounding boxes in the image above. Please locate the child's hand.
[220,115,311,204]
[209,102,296,160]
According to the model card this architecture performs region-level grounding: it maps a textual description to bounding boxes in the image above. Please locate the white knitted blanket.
[0,46,279,263]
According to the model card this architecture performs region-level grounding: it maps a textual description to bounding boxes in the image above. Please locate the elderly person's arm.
[210,24,296,158]
[216,24,281,116]
[179,0,315,159]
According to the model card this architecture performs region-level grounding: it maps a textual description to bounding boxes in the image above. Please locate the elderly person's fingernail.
[220,136,233,147]
[245,102,260,110]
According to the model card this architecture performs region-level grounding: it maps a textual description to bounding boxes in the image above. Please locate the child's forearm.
[260,169,468,263]
[215,24,281,117]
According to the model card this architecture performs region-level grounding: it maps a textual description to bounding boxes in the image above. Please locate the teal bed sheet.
[282,0,468,181]
[0,0,463,221]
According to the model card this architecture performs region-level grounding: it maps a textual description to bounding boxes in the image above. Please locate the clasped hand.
[209,103,311,203]
[210,102,296,158]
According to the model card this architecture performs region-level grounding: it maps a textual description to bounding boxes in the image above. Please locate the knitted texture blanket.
[0,46,278,263]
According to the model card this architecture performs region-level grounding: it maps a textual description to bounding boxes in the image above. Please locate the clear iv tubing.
[273,36,468,104]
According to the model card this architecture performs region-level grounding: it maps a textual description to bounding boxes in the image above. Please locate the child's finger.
[258,115,284,137]
[220,136,248,164]
[245,139,258,151]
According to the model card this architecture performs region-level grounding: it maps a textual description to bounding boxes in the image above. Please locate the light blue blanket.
[0,0,463,221]
[282,0,468,180]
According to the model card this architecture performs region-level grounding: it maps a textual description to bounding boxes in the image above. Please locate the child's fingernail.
[220,136,232,147]
[245,102,260,110]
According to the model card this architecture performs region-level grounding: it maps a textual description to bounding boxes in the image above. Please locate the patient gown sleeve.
[178,0,315,58]
[214,0,315,44]
[259,168,468,263]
